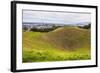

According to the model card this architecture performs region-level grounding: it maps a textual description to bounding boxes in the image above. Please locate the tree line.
[23,25,61,32]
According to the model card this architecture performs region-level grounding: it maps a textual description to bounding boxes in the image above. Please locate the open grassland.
[22,26,91,62]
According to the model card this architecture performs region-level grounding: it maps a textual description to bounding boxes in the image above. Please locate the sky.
[23,10,91,25]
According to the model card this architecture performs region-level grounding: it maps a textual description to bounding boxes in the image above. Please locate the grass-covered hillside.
[22,26,91,63]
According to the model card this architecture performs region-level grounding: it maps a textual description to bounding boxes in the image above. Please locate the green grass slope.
[22,26,91,62]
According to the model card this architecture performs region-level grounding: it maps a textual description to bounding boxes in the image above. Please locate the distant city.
[22,22,91,30]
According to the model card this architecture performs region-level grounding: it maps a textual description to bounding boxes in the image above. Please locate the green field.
[22,26,91,63]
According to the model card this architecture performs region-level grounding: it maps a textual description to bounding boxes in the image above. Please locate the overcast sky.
[23,10,91,25]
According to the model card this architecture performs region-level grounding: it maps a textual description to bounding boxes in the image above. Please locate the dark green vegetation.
[78,23,91,29]
[30,26,61,32]
[22,26,91,63]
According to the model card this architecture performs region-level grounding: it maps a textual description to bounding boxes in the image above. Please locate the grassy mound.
[22,26,91,62]
[43,26,90,50]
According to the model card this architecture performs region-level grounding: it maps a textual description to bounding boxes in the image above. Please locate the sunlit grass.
[23,47,90,62]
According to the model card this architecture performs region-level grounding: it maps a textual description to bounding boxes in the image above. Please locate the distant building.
[22,22,65,31]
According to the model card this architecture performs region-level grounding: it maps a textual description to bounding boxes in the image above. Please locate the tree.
[83,23,91,29]
[78,23,91,29]
[23,26,28,31]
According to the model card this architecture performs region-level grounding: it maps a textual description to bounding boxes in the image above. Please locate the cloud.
[23,10,91,24]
